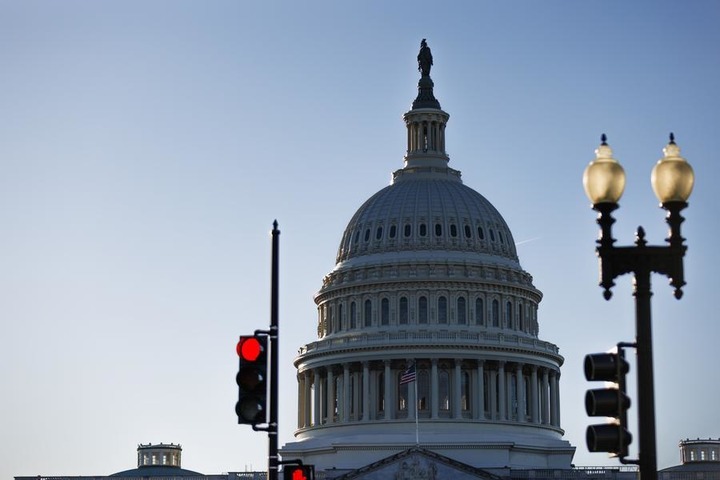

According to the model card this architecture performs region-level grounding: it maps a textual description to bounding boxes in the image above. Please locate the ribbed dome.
[336,168,519,268]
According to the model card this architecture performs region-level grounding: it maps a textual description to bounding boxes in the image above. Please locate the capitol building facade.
[279,41,574,476]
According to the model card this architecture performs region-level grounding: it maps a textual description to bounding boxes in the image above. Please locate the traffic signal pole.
[269,221,280,480]
[634,265,657,480]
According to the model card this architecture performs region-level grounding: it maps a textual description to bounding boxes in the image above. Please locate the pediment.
[332,447,502,480]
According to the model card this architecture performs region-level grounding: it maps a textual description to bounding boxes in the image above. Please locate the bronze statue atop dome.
[417,39,433,77]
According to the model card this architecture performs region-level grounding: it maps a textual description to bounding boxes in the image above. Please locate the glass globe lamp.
[651,134,694,204]
[583,135,626,205]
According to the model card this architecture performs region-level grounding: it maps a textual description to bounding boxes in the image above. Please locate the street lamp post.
[582,134,695,480]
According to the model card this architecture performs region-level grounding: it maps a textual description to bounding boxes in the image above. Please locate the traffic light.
[283,465,314,480]
[584,346,632,457]
[236,334,268,425]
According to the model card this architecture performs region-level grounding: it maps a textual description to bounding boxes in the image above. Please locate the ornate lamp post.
[582,134,695,480]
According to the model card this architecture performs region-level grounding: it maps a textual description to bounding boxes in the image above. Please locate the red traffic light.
[283,466,314,480]
[237,336,263,361]
[236,334,268,425]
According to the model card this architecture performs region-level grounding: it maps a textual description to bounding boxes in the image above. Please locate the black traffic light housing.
[584,343,633,458]
[283,465,314,480]
[236,334,268,425]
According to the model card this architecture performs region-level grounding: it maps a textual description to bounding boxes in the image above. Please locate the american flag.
[399,365,416,385]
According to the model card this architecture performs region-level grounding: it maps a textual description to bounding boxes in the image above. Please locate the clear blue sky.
[2,1,719,477]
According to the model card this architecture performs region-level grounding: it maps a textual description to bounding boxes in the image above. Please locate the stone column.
[454,359,462,419]
[550,370,559,427]
[506,370,512,420]
[313,370,321,426]
[476,360,485,420]
[516,364,525,422]
[327,368,335,424]
[431,359,439,419]
[362,362,370,421]
[353,371,361,421]
[530,365,539,424]
[498,361,506,420]
[304,370,312,427]
[297,373,304,428]
[384,360,393,420]
[542,368,550,425]
[343,364,350,423]
[489,365,497,420]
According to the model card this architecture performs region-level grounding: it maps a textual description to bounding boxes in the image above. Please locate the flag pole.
[414,373,419,446]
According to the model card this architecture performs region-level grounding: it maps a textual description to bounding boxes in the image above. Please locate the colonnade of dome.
[296,358,561,430]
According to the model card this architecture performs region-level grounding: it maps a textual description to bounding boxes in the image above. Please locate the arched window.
[438,296,448,324]
[475,298,484,325]
[378,372,385,413]
[364,299,372,327]
[327,306,333,334]
[418,370,429,412]
[439,370,450,411]
[450,224,458,237]
[457,297,466,324]
[419,223,427,237]
[462,371,471,411]
[335,375,343,419]
[349,374,362,419]
[492,300,500,327]
[482,372,490,418]
[524,377,531,416]
[518,304,524,331]
[435,223,443,237]
[376,226,383,240]
[418,296,428,324]
[381,298,390,325]
[321,376,328,420]
[338,303,343,332]
[505,301,512,328]
[477,226,485,240]
[490,229,496,241]
[389,225,396,239]
[464,224,472,238]
[397,372,408,413]
[399,297,408,324]
[350,301,357,329]
[404,224,412,237]
[364,228,370,242]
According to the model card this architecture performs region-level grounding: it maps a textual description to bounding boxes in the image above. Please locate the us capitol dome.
[280,40,575,476]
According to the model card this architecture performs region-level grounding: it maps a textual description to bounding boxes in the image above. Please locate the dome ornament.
[418,38,433,77]
[412,39,441,110]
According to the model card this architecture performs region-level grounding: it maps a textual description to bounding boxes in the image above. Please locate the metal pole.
[269,221,280,480]
[633,265,657,480]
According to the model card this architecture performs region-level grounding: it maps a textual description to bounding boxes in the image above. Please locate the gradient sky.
[2,1,720,478]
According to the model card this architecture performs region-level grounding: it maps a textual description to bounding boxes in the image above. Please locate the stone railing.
[298,330,559,356]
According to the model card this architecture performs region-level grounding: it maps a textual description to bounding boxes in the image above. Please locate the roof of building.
[110,466,203,477]
[660,463,720,473]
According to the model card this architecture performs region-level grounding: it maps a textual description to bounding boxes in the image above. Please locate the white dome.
[336,170,519,270]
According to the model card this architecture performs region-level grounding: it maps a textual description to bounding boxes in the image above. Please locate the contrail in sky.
[515,237,542,247]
